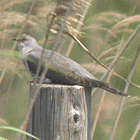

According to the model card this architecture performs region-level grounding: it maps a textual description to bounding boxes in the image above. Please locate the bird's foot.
[27,80,34,84]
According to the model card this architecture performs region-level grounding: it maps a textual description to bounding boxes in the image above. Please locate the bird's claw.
[27,80,34,84]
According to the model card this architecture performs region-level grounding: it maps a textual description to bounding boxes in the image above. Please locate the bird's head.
[13,34,38,50]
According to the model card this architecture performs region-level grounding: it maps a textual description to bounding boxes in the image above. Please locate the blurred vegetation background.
[0,0,140,140]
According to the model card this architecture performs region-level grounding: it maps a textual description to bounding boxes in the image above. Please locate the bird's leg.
[27,80,34,84]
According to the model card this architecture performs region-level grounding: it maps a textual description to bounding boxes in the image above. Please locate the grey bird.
[13,34,130,97]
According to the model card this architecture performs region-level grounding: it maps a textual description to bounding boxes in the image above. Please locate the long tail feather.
[101,86,130,97]
[91,80,130,97]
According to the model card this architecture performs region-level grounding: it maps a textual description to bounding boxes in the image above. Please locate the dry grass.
[0,0,140,140]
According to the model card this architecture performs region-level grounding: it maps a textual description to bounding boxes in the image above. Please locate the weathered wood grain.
[27,84,91,140]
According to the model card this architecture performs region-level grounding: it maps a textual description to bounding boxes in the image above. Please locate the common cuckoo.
[13,34,130,97]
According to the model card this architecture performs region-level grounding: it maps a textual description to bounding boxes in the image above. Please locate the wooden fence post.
[27,84,91,140]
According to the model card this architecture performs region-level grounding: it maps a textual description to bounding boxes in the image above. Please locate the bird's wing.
[28,49,73,74]
[26,49,97,86]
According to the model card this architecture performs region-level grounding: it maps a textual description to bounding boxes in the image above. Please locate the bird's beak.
[12,38,19,41]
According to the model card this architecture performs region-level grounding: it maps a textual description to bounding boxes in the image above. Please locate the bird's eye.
[21,38,27,42]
